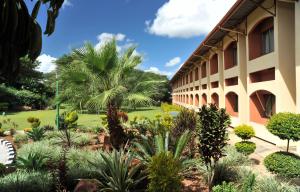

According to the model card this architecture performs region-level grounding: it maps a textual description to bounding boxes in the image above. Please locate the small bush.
[72,133,91,147]
[234,124,255,140]
[43,125,54,131]
[264,152,300,178]
[17,153,48,171]
[161,102,181,112]
[147,152,182,192]
[0,128,5,136]
[0,163,6,176]
[14,134,28,144]
[256,176,299,192]
[235,141,256,155]
[26,127,46,141]
[213,182,238,192]
[0,170,54,192]
[27,117,41,128]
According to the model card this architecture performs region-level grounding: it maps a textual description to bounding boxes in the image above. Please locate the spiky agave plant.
[91,149,145,192]
[17,153,48,171]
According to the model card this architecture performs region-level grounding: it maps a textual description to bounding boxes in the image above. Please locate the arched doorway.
[250,90,275,124]
[202,93,207,106]
[225,92,238,116]
[211,93,219,108]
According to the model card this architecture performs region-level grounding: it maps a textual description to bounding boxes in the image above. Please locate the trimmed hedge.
[264,152,300,178]
[235,141,256,155]
[234,124,255,140]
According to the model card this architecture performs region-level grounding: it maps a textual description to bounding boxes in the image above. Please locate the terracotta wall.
[210,54,218,75]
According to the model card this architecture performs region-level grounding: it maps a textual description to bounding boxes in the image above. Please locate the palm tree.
[58,40,164,148]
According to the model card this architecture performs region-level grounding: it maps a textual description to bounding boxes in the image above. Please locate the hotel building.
[170,0,300,151]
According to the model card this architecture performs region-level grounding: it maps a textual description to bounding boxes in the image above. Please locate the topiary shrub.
[147,152,182,192]
[234,124,255,140]
[266,112,300,152]
[235,141,256,156]
[212,181,238,192]
[264,152,300,178]
[27,117,41,129]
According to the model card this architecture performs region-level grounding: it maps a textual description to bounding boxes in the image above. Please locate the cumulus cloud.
[62,0,72,8]
[36,54,57,73]
[145,67,173,77]
[146,0,236,38]
[95,32,141,56]
[165,57,181,67]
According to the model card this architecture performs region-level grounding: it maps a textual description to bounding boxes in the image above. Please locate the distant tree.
[0,0,65,82]
[198,104,231,192]
[58,41,164,148]
[267,112,300,152]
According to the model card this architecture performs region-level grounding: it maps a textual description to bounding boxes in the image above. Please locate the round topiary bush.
[234,124,255,140]
[264,152,300,178]
[266,112,300,152]
[235,141,256,155]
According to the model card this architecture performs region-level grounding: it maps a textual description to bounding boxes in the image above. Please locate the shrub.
[43,125,54,131]
[266,112,300,152]
[0,128,5,136]
[0,102,9,111]
[264,152,300,178]
[0,170,54,192]
[235,141,256,155]
[72,133,91,147]
[213,182,238,192]
[9,128,16,136]
[0,163,6,176]
[256,176,299,192]
[234,124,255,140]
[198,104,231,190]
[92,149,144,192]
[14,134,28,144]
[147,152,182,192]
[26,127,46,141]
[27,117,41,128]
[17,153,48,171]
[161,102,181,112]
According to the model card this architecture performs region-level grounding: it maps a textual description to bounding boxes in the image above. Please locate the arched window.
[250,90,276,124]
[195,94,199,107]
[202,94,207,105]
[224,41,238,69]
[249,17,274,60]
[210,54,218,75]
[225,92,238,116]
[190,94,193,105]
[211,93,219,108]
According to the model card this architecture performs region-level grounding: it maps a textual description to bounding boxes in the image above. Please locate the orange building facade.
[170,0,300,151]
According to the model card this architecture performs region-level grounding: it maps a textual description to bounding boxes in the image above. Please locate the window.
[262,27,274,54]
[232,44,238,67]
[195,68,199,80]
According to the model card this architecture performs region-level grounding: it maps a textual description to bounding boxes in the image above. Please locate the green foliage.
[133,131,191,165]
[172,108,198,138]
[1,117,18,131]
[195,146,250,186]
[13,134,28,144]
[212,182,238,192]
[241,173,256,192]
[256,176,299,192]
[43,124,54,131]
[58,111,78,130]
[93,149,145,192]
[26,127,46,141]
[235,141,256,156]
[198,104,231,190]
[0,102,9,111]
[27,117,41,128]
[264,152,300,178]
[198,105,231,165]
[267,112,300,151]
[234,124,255,140]
[160,103,181,112]
[147,152,182,192]
[0,170,54,192]
[0,163,6,176]
[0,128,5,136]
[17,153,48,171]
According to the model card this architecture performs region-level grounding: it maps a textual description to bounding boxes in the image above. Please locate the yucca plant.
[133,130,191,166]
[17,153,48,171]
[26,127,46,141]
[92,149,145,192]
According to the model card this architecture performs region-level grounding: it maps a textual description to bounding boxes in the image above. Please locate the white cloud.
[95,32,141,56]
[62,0,72,8]
[146,0,236,38]
[145,67,173,77]
[165,57,181,67]
[36,54,57,73]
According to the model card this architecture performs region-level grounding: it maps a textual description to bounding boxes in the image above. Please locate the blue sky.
[32,0,236,78]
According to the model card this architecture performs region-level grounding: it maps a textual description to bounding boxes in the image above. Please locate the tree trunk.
[287,139,290,152]
[107,103,126,149]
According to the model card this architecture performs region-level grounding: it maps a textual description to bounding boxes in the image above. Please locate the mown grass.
[1,107,164,130]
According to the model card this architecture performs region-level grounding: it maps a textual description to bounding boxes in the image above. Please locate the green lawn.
[1,107,164,130]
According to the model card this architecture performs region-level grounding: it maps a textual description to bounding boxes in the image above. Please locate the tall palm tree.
[58,40,164,148]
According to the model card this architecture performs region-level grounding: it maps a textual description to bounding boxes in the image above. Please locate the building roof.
[170,0,266,83]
